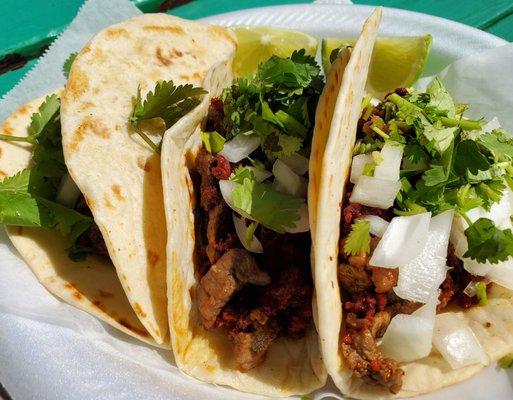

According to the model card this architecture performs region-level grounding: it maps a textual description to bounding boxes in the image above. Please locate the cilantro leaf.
[426,77,455,118]
[230,166,255,184]
[479,129,513,160]
[453,140,491,176]
[200,131,225,154]
[263,133,302,159]
[422,125,457,154]
[474,281,487,305]
[500,354,513,369]
[130,80,207,152]
[63,52,77,79]
[231,177,303,233]
[343,219,371,256]
[463,217,513,263]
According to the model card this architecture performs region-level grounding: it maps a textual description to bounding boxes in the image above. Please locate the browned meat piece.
[210,155,231,180]
[338,263,373,295]
[197,249,270,328]
[74,196,109,258]
[348,254,369,269]
[232,324,277,371]
[438,272,456,311]
[371,267,399,294]
[370,311,391,338]
[205,203,239,264]
[386,297,421,317]
[345,329,404,394]
[196,149,223,212]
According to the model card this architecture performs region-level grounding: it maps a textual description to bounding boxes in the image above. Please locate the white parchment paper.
[0,1,512,399]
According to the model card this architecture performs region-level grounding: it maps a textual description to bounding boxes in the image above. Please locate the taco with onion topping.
[311,14,513,399]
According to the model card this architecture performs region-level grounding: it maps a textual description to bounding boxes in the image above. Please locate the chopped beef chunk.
[210,154,231,180]
[205,97,225,134]
[342,329,403,394]
[371,267,399,294]
[338,262,373,295]
[74,196,109,258]
[232,324,278,371]
[197,248,270,328]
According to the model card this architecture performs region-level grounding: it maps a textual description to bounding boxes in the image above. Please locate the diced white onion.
[232,213,263,253]
[373,143,403,181]
[350,154,374,184]
[486,260,513,290]
[280,153,309,175]
[55,173,81,208]
[362,215,389,237]
[380,296,437,363]
[349,176,401,209]
[463,278,490,297]
[219,133,260,163]
[245,166,272,182]
[369,212,431,269]
[433,313,487,369]
[394,210,453,303]
[285,203,310,233]
[272,159,308,198]
[370,97,380,106]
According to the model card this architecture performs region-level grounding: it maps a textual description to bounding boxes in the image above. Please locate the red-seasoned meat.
[74,196,109,258]
[196,148,223,212]
[206,203,239,264]
[205,97,225,134]
[438,272,456,311]
[338,263,373,295]
[232,324,277,371]
[210,154,231,180]
[197,249,270,328]
[341,202,392,236]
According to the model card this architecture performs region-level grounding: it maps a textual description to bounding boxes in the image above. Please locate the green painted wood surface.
[0,0,511,98]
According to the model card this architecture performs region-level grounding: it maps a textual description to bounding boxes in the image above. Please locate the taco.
[60,14,236,345]
[311,13,513,399]
[159,9,386,397]
[0,92,159,345]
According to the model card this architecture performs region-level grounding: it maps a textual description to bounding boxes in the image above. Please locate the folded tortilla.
[0,94,158,346]
[309,7,513,398]
[60,14,236,345]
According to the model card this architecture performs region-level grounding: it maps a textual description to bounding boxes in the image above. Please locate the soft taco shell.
[161,66,327,397]
[0,94,156,346]
[61,14,236,344]
[310,7,513,399]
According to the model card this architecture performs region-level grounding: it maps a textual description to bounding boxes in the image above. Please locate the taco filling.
[191,50,323,370]
[338,80,513,393]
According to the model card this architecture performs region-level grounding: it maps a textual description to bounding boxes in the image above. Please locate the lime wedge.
[322,36,431,98]
[231,26,318,77]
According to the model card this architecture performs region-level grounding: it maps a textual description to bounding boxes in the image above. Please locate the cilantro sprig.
[229,167,304,233]
[204,50,323,160]
[358,78,513,264]
[63,52,77,79]
[0,96,91,258]
[129,80,207,152]
[343,219,371,256]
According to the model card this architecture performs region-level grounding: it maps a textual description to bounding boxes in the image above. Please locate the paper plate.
[0,4,510,400]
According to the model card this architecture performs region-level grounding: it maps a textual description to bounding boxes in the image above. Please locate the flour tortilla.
[161,52,326,400]
[0,94,158,346]
[61,14,237,345]
[310,7,513,398]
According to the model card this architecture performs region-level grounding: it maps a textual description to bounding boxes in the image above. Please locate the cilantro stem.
[458,210,473,227]
[0,134,34,143]
[134,126,160,153]
[440,117,483,131]
[388,93,423,112]
[371,126,390,140]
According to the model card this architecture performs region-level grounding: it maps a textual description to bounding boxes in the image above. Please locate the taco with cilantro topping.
[311,13,513,399]
[159,7,382,397]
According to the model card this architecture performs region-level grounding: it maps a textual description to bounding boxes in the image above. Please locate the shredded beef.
[206,204,239,264]
[74,196,109,258]
[197,249,270,328]
[338,263,373,295]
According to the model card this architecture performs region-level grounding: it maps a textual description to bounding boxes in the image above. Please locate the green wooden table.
[0,0,512,97]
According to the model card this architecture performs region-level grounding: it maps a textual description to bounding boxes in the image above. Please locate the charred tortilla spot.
[134,302,148,318]
[147,250,159,267]
[105,27,129,38]
[73,291,83,300]
[121,273,127,281]
[485,322,492,328]
[70,116,109,152]
[67,66,89,100]
[1,123,13,136]
[212,26,236,46]
[98,290,114,299]
[83,195,95,211]
[143,25,185,35]
[103,194,114,209]
[63,282,83,300]
[92,299,106,312]
[117,318,150,337]
[156,47,184,66]
[111,184,125,202]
